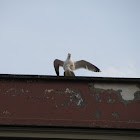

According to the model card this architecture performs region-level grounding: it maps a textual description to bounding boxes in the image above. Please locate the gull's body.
[54,53,101,76]
[64,64,75,76]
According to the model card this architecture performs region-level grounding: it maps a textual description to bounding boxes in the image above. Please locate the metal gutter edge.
[0,74,140,83]
[0,126,140,139]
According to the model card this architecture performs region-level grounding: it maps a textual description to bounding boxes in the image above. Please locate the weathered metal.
[0,74,140,129]
[0,126,140,139]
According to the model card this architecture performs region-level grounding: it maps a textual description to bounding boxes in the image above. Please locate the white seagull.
[54,53,101,76]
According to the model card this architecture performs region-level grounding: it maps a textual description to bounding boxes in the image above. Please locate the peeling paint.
[47,89,54,93]
[112,112,120,119]
[95,93,102,102]
[44,88,88,107]
[89,83,140,105]
[1,110,11,115]
[106,95,116,104]
[60,100,71,107]
[5,88,30,96]
[94,107,101,119]
[129,120,140,124]
[43,89,47,98]
[94,83,140,101]
[5,88,24,94]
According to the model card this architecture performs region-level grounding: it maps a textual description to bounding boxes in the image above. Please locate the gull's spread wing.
[54,59,64,76]
[74,60,101,72]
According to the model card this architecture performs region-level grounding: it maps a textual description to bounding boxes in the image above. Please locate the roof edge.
[0,74,140,83]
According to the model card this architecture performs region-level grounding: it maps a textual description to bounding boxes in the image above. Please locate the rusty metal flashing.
[0,74,140,129]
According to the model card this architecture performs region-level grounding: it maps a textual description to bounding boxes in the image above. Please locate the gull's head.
[67,53,71,59]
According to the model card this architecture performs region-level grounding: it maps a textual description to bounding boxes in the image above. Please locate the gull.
[54,53,101,76]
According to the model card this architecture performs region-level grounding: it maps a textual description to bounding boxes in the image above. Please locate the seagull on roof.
[54,53,101,76]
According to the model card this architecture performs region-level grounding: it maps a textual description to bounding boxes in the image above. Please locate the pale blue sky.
[0,0,140,77]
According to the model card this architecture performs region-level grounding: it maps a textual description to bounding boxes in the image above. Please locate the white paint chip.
[94,83,140,101]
